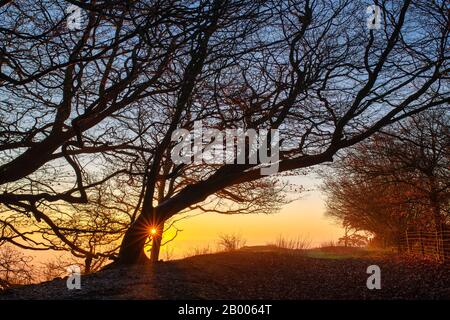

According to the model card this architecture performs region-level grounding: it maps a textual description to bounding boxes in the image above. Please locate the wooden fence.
[399,230,450,262]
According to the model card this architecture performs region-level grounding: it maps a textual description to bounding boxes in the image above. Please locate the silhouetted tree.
[0,0,448,265]
[0,245,34,289]
[323,110,449,247]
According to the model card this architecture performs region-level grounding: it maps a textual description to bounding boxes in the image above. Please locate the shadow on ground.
[1,247,449,299]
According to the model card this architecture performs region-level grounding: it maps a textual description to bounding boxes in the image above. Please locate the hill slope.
[1,248,449,300]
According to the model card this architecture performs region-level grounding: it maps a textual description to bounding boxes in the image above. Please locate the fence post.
[419,231,424,257]
[443,230,447,263]
[435,229,441,261]
[405,230,410,253]
[438,226,444,262]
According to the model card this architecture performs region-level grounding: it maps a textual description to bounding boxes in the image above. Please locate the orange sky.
[158,176,344,259]
[27,175,343,263]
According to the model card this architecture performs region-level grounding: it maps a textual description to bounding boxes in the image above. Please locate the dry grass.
[320,240,340,248]
[183,245,214,258]
[271,235,312,250]
[218,233,247,252]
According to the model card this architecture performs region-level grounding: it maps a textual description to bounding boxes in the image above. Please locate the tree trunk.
[150,233,162,262]
[117,213,165,265]
[84,255,92,274]
[430,194,442,233]
[429,177,444,260]
[117,214,152,264]
[428,177,442,232]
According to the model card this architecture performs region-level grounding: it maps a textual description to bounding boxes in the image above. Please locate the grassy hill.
[1,247,449,300]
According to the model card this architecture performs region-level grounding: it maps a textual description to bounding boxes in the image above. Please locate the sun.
[150,228,157,235]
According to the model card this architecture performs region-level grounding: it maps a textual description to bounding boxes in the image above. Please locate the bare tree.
[218,233,247,252]
[323,110,449,247]
[117,0,450,263]
[0,0,448,265]
[0,174,137,269]
[0,245,34,289]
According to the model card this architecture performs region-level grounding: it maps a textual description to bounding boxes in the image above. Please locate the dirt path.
[1,249,449,299]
